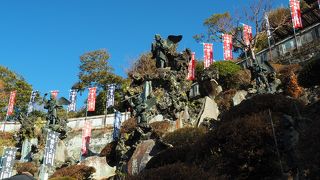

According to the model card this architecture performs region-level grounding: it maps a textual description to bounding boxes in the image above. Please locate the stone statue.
[151,34,183,69]
[128,96,147,124]
[43,93,70,139]
[249,62,272,92]
[151,34,171,68]
[43,93,62,126]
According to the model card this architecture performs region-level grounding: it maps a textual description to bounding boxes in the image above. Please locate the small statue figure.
[128,96,147,124]
[151,34,183,69]
[249,62,272,92]
[43,93,70,139]
[151,34,171,68]
[43,93,62,126]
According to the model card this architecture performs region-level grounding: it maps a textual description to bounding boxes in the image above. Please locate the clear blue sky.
[0,0,288,109]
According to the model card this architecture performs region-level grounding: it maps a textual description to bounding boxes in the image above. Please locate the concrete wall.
[0,112,130,132]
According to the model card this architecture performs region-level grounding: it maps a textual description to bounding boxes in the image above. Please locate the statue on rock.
[249,62,272,93]
[151,34,189,71]
[43,93,70,139]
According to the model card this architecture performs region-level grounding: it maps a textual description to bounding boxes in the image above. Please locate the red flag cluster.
[187,52,196,80]
[87,87,97,112]
[6,91,17,116]
[223,34,233,60]
[290,0,303,29]
[243,24,252,46]
[81,121,92,155]
[203,43,213,69]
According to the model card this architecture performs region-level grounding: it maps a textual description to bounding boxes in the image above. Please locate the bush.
[162,127,207,147]
[15,162,38,176]
[50,165,95,180]
[128,163,211,180]
[100,141,118,166]
[277,64,302,98]
[298,56,320,88]
[149,121,171,138]
[215,89,237,113]
[120,118,137,134]
[212,61,241,90]
[220,94,304,122]
[50,177,77,180]
[0,132,15,154]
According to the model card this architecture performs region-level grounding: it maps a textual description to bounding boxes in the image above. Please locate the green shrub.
[212,61,241,77]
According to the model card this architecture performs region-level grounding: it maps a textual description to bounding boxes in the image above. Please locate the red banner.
[87,87,97,112]
[203,43,213,69]
[81,121,92,155]
[223,34,233,60]
[290,0,303,29]
[6,91,17,116]
[243,24,252,46]
[187,52,196,80]
[50,90,59,99]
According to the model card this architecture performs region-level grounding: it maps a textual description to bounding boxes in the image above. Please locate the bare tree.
[194,0,290,63]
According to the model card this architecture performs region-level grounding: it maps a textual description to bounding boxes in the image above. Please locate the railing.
[0,112,130,132]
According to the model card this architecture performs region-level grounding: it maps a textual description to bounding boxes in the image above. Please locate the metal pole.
[268,109,284,174]
[267,37,273,62]
[293,28,299,50]
[2,115,8,132]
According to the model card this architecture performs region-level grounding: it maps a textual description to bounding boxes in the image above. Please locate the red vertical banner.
[87,87,97,112]
[187,52,196,80]
[290,0,303,29]
[243,24,252,46]
[223,34,233,60]
[6,91,17,116]
[81,121,92,155]
[203,43,213,69]
[50,90,59,99]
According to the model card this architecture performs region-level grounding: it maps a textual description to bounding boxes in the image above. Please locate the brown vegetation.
[15,162,38,176]
[162,127,207,147]
[120,118,137,134]
[50,165,95,180]
[100,141,118,166]
[127,163,211,180]
[149,121,171,138]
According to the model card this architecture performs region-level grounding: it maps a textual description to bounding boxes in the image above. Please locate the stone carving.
[249,62,272,92]
[151,34,190,71]
[43,93,70,139]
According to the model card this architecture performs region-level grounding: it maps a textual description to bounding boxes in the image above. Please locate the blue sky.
[0,0,288,109]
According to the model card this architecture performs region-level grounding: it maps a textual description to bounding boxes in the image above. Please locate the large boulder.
[54,140,68,164]
[197,96,219,126]
[127,140,157,175]
[232,90,248,106]
[81,156,115,180]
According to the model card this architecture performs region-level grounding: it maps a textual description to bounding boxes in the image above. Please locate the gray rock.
[232,90,248,106]
[127,140,156,175]
[81,156,116,180]
[55,140,68,164]
[197,96,219,127]
[148,115,164,124]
